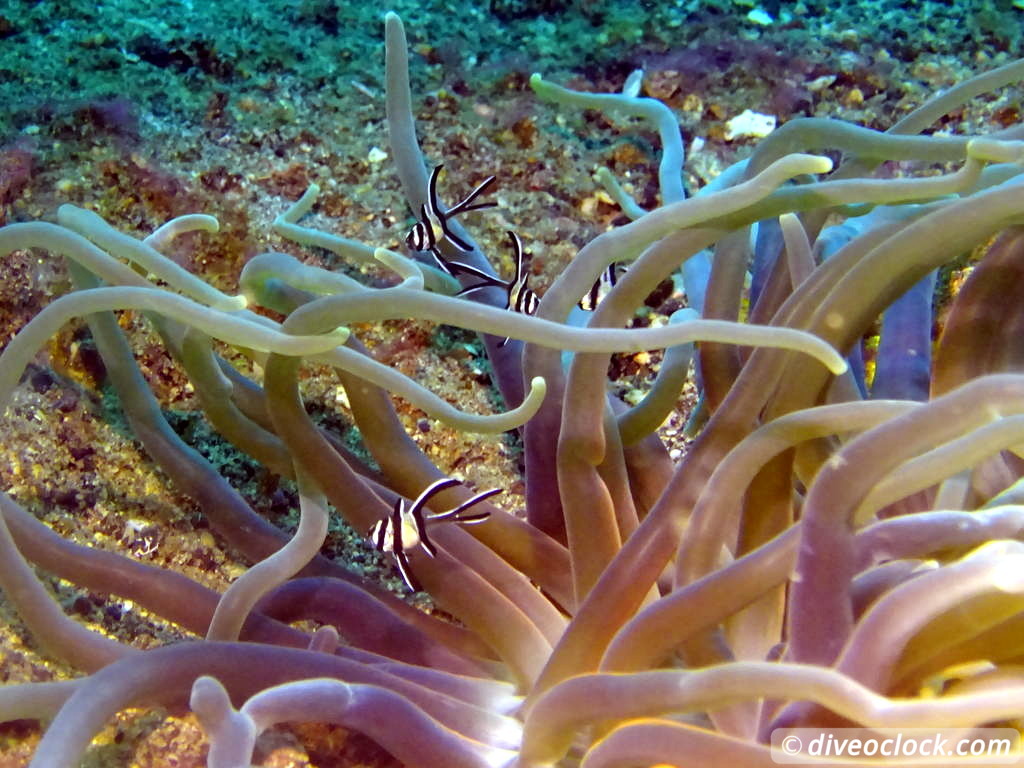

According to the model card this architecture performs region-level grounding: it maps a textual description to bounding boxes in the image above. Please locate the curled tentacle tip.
[309,625,341,653]
[372,247,424,289]
[968,137,1024,164]
[189,675,232,719]
[194,215,220,233]
[825,353,849,377]
[808,155,834,174]
[761,154,833,184]
[527,375,547,401]
[776,153,833,177]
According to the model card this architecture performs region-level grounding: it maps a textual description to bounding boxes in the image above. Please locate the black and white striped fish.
[456,231,540,346]
[368,477,498,592]
[504,231,540,318]
[406,164,497,274]
[577,262,625,312]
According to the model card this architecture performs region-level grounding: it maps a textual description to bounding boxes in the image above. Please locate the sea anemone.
[2,11,1024,768]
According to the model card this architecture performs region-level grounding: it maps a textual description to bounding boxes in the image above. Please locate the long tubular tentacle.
[195,676,519,768]
[29,642,517,768]
[205,466,329,641]
[522,662,1024,765]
